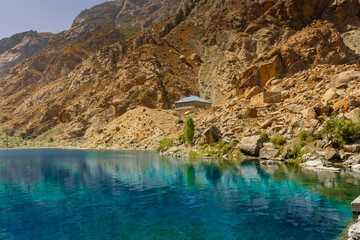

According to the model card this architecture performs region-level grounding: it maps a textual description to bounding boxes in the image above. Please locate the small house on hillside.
[175,95,212,110]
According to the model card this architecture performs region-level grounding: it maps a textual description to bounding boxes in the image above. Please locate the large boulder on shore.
[259,148,280,160]
[323,148,340,162]
[240,135,262,156]
[344,144,360,153]
[348,221,360,240]
[203,126,221,144]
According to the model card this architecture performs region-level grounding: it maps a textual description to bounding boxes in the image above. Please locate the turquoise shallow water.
[0,149,359,240]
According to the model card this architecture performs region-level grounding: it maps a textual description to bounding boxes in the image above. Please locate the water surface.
[0,149,359,240]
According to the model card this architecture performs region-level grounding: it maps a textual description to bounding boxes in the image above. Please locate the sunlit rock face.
[0,0,360,148]
[0,31,51,70]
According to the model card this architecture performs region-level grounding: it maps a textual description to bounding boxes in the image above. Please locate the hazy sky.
[0,0,108,39]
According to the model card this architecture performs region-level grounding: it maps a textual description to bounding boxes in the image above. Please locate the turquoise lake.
[0,149,360,240]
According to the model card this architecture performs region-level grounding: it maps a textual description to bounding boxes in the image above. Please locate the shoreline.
[0,146,156,152]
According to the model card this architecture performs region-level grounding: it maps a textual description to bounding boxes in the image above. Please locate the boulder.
[270,85,284,92]
[260,119,273,129]
[328,70,360,89]
[322,89,339,102]
[344,144,360,153]
[352,164,360,171]
[301,153,319,162]
[315,103,332,116]
[259,148,280,160]
[323,148,340,161]
[344,155,360,167]
[240,135,263,156]
[300,159,324,168]
[302,107,317,121]
[237,107,257,119]
[251,92,282,105]
[348,221,360,240]
[203,126,222,144]
[245,86,264,99]
[308,119,320,128]
[269,125,284,133]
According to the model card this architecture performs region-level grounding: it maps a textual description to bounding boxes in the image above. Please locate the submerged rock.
[260,160,276,165]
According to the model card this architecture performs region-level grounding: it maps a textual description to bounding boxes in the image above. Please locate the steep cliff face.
[192,0,360,103]
[0,31,51,70]
[0,0,359,145]
[0,0,189,136]
[71,0,181,38]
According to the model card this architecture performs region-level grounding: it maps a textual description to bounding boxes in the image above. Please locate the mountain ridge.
[0,0,359,151]
[0,31,52,70]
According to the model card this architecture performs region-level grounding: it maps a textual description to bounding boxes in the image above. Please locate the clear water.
[0,149,359,240]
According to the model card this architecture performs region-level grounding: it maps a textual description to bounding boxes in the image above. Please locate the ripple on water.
[0,150,359,240]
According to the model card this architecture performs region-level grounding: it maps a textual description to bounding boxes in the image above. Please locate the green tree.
[184,116,195,144]
[19,132,27,140]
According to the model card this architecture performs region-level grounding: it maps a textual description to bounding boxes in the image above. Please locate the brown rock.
[240,135,263,156]
[344,144,360,153]
[323,148,340,161]
[260,119,273,129]
[203,126,222,144]
[259,148,280,160]
[190,53,202,65]
[315,103,332,116]
[322,89,339,102]
[237,107,258,119]
[245,86,264,99]
[303,107,317,121]
[250,92,282,105]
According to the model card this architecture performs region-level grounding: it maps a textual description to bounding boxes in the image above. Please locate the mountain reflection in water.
[0,149,359,240]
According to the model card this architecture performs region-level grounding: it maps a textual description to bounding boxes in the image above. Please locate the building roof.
[175,95,212,104]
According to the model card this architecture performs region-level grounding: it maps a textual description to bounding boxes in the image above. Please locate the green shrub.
[178,134,186,144]
[318,118,360,147]
[287,140,304,159]
[298,130,313,142]
[183,116,195,144]
[261,132,269,142]
[19,132,28,140]
[30,134,37,139]
[270,136,286,146]
[189,151,201,159]
[19,132,37,140]
[157,137,173,151]
[286,131,313,159]
[49,137,54,143]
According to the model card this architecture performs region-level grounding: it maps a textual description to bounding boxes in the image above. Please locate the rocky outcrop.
[240,135,263,156]
[0,0,360,147]
[72,0,181,36]
[0,31,51,70]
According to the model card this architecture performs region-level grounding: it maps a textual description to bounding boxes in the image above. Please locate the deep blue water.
[0,150,359,240]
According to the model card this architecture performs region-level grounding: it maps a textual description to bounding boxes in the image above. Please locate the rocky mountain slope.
[0,0,360,150]
[0,31,52,70]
